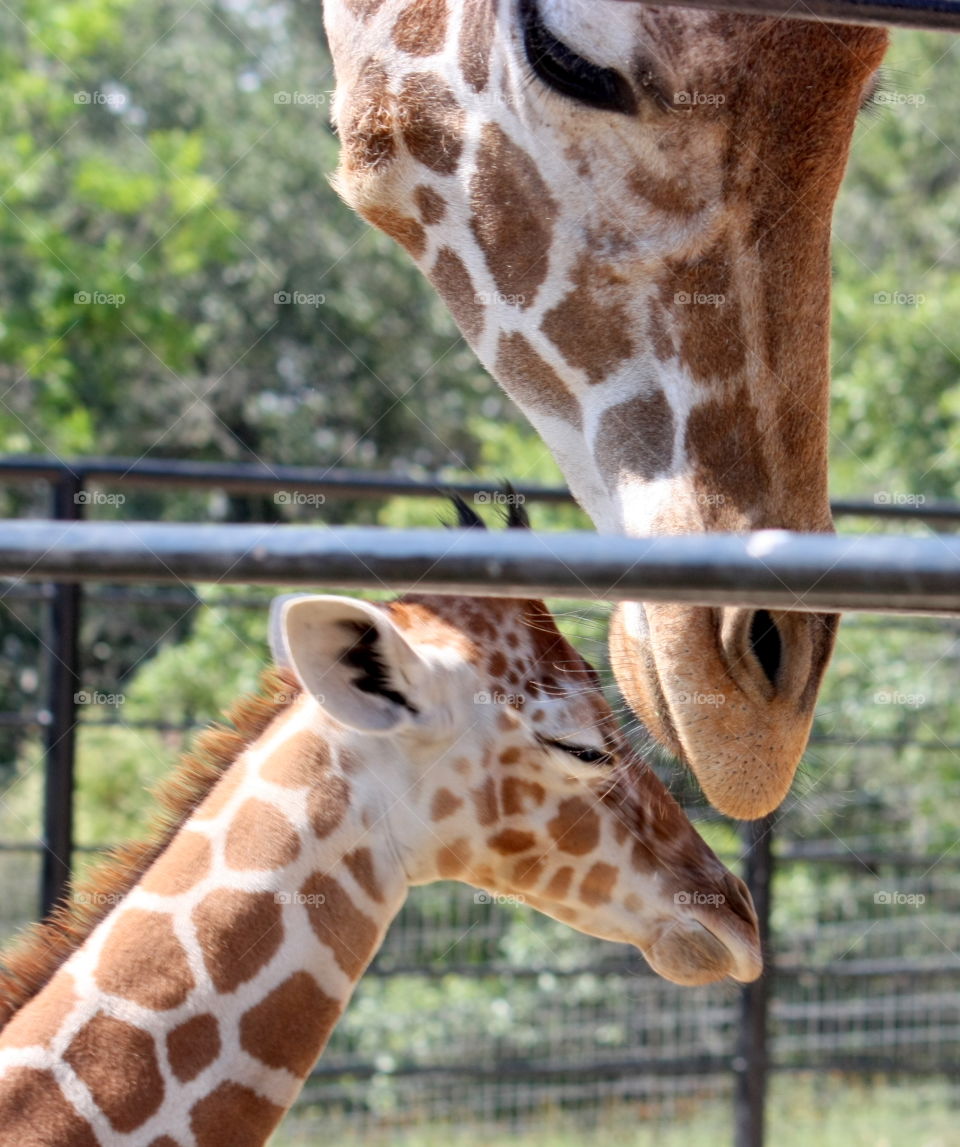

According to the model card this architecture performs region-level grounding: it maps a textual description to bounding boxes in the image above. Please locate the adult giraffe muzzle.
[324,0,888,818]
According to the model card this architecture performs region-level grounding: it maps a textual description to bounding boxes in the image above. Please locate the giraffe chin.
[643,918,762,987]
[610,602,835,821]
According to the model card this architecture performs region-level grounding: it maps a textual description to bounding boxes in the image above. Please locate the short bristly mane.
[0,666,301,1030]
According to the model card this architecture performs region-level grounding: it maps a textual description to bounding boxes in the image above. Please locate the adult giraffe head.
[323,0,888,817]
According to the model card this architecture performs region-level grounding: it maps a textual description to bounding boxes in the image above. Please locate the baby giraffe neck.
[0,699,409,1147]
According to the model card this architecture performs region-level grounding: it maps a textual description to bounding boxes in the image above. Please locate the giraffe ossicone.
[324,0,889,818]
[0,589,759,1145]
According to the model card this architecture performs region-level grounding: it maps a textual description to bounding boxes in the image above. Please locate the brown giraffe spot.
[141,830,212,895]
[595,390,675,489]
[631,836,657,872]
[471,775,499,827]
[663,238,745,382]
[541,258,635,384]
[392,0,447,55]
[430,787,464,821]
[495,333,582,428]
[300,872,379,978]
[344,846,384,902]
[224,799,301,871]
[627,163,707,216]
[0,970,76,1048]
[545,865,574,900]
[339,60,396,173]
[488,650,508,677]
[166,1013,221,1082]
[470,123,557,307]
[362,205,427,259]
[436,836,472,878]
[260,728,329,787]
[64,1014,164,1132]
[0,1068,97,1147]
[414,183,446,225]
[612,818,630,846]
[684,385,770,515]
[512,855,546,889]
[548,798,601,856]
[192,890,283,994]
[580,862,618,907]
[148,1138,183,1147]
[96,909,194,1010]
[190,1081,285,1147]
[398,73,465,175]
[459,0,495,91]
[192,763,244,821]
[308,771,352,839]
[452,755,471,775]
[501,777,545,815]
[345,0,386,18]
[429,247,484,343]
[240,971,342,1078]
[488,828,537,855]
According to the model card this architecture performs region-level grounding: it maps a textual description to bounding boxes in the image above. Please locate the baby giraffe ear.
[275,595,424,733]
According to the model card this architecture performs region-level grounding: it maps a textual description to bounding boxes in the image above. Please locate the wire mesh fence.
[1,460,959,1144]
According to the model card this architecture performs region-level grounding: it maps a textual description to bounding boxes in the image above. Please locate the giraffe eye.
[519,0,636,116]
[543,738,613,766]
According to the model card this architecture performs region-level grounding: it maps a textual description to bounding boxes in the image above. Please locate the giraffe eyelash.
[519,0,637,117]
[539,736,614,767]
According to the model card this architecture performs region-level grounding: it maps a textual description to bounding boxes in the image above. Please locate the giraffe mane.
[0,665,301,1030]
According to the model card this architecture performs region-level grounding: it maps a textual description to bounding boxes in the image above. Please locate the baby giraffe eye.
[542,738,613,766]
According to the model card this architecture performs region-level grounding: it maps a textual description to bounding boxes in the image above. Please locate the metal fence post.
[40,473,83,917]
[733,813,775,1147]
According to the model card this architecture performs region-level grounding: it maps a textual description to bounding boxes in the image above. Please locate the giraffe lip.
[692,913,763,984]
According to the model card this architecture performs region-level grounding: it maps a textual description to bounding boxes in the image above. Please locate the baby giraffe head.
[274,589,761,986]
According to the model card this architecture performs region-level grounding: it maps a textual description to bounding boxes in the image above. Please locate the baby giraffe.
[0,586,760,1146]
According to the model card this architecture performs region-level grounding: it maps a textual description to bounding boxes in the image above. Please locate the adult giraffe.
[322,0,888,819]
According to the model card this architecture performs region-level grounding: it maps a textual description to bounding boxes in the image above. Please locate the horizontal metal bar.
[2,455,958,522]
[1,521,959,614]
[613,0,960,32]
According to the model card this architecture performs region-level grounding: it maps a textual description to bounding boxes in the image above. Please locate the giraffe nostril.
[748,610,782,688]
